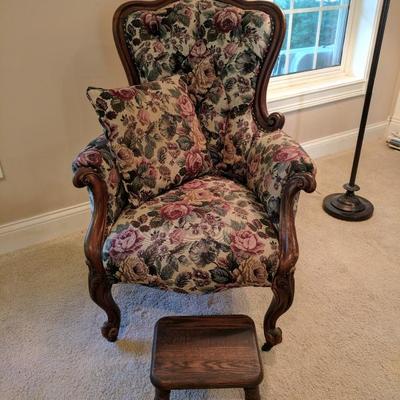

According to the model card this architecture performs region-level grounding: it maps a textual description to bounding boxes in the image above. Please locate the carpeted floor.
[1,140,399,400]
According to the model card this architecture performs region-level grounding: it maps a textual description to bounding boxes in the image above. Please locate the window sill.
[267,71,366,114]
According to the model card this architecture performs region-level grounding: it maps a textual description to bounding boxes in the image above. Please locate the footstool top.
[150,315,263,391]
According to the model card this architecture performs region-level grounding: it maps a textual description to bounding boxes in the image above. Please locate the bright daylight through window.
[271,0,351,76]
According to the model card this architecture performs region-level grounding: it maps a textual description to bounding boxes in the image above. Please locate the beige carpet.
[1,140,399,400]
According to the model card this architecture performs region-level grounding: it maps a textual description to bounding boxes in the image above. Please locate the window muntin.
[272,0,351,76]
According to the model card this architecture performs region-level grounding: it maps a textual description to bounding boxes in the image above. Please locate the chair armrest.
[246,130,316,273]
[72,134,127,228]
[247,130,315,226]
[72,135,127,273]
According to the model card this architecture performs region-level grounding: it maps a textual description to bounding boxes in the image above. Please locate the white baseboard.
[0,120,388,255]
[387,116,400,137]
[301,120,388,159]
[0,203,90,255]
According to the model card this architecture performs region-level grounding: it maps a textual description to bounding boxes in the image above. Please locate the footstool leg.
[154,388,170,400]
[244,386,260,400]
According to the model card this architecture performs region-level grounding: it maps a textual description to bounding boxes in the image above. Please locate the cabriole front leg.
[88,268,121,342]
[262,172,316,351]
[73,168,122,341]
[262,271,295,351]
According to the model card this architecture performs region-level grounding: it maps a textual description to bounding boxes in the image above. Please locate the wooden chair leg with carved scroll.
[262,271,294,351]
[262,172,316,351]
[88,268,121,342]
[74,168,121,342]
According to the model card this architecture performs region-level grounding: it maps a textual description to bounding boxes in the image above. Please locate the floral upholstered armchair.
[72,0,316,351]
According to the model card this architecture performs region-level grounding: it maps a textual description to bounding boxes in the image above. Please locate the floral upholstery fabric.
[102,175,279,293]
[72,134,127,233]
[71,0,318,294]
[87,75,212,208]
[246,130,316,229]
[123,0,273,180]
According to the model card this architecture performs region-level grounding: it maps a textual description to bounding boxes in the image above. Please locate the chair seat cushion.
[102,175,279,293]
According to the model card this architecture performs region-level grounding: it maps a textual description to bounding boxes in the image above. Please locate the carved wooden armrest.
[278,172,316,274]
[246,130,317,274]
[72,134,127,273]
[73,168,109,274]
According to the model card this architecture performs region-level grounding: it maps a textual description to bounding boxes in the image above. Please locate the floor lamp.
[323,0,391,221]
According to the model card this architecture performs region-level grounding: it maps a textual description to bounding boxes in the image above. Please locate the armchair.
[72,0,316,351]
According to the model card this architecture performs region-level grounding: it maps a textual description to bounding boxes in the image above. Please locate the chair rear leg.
[88,270,121,342]
[154,389,170,400]
[244,386,260,400]
[262,271,295,351]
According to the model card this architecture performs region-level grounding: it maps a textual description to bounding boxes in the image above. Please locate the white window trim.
[268,0,383,114]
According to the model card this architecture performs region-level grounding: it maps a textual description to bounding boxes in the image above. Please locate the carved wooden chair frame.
[73,0,317,351]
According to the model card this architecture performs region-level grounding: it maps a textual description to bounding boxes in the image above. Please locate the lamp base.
[323,184,374,221]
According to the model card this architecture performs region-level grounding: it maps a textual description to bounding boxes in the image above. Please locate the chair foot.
[88,270,121,342]
[244,386,260,400]
[263,272,294,351]
[262,327,282,351]
[101,320,119,342]
[154,388,170,400]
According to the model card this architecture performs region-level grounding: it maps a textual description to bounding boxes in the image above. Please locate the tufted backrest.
[113,0,285,181]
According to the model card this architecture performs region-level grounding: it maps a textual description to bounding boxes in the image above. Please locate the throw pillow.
[87,75,212,207]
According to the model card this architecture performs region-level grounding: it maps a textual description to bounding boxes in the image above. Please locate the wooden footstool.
[150,315,263,400]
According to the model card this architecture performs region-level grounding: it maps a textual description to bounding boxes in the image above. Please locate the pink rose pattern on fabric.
[177,94,196,118]
[169,229,185,245]
[137,109,150,126]
[189,40,208,59]
[160,202,193,220]
[230,230,264,255]
[109,87,137,101]
[182,180,207,190]
[185,149,206,176]
[273,147,306,163]
[75,149,102,168]
[214,7,242,33]
[108,168,120,189]
[140,12,162,34]
[108,226,144,262]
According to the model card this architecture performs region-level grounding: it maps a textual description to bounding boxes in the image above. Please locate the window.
[267,1,384,114]
[272,0,351,76]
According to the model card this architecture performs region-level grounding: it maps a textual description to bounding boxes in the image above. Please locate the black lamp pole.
[323,0,391,221]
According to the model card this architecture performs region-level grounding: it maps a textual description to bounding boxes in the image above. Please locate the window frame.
[273,0,352,77]
[268,0,384,114]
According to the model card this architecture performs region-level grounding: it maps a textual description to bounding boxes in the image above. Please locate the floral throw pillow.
[87,75,212,208]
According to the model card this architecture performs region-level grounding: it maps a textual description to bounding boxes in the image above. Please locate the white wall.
[0,0,400,226]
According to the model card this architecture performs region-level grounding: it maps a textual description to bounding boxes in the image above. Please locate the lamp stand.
[323,0,391,221]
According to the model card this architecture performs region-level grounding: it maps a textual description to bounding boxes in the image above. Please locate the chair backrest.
[113,0,285,180]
